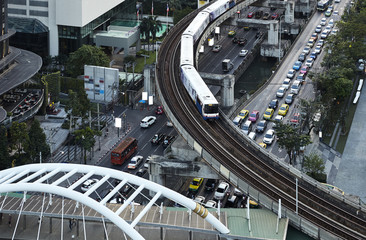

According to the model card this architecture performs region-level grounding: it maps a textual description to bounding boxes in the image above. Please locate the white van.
[241,120,252,135]
[248,131,256,140]
[290,80,302,95]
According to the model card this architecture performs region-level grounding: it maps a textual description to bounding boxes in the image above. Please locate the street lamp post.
[278,15,286,62]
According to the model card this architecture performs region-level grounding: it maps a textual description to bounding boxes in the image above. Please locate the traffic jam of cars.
[188,178,259,209]
[232,5,339,150]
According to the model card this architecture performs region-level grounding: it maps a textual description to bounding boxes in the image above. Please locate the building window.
[30,1,48,7]
[8,8,26,15]
[30,10,48,17]
[9,0,26,5]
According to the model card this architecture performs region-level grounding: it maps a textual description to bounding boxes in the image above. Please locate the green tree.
[174,7,193,25]
[65,89,90,129]
[74,127,101,164]
[303,152,326,182]
[149,16,163,42]
[9,122,29,160]
[274,122,311,165]
[27,119,50,163]
[66,45,110,77]
[0,126,10,170]
[140,17,152,51]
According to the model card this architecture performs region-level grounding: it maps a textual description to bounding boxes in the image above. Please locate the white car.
[315,25,322,33]
[320,18,327,26]
[305,58,314,68]
[282,78,291,90]
[330,28,338,36]
[193,196,205,204]
[314,45,322,54]
[318,39,325,47]
[321,30,329,39]
[239,49,249,57]
[263,129,275,145]
[81,178,99,192]
[276,87,286,98]
[329,19,334,27]
[302,46,311,55]
[273,115,284,127]
[205,200,217,208]
[287,69,296,79]
[140,116,156,128]
[128,155,143,169]
[214,182,230,200]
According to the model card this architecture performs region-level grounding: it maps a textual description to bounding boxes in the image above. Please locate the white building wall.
[9,0,125,56]
[56,0,124,27]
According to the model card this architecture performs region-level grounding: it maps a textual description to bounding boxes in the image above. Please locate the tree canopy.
[27,119,50,163]
[66,45,110,77]
[274,122,311,165]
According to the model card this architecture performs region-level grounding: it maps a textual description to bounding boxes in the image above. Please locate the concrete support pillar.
[144,65,156,97]
[136,39,141,53]
[0,213,2,224]
[49,217,52,233]
[23,215,26,230]
[268,22,279,45]
[221,75,235,107]
[285,1,295,23]
[77,219,80,236]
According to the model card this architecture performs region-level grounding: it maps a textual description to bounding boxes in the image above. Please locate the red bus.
[111,137,138,165]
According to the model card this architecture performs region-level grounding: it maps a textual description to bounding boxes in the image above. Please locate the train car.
[180,35,194,66]
[183,11,210,42]
[203,0,231,21]
[180,65,219,120]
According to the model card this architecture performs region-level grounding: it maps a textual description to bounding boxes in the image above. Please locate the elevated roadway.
[156,1,366,239]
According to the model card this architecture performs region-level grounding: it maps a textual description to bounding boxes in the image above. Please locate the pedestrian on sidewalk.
[8,214,11,227]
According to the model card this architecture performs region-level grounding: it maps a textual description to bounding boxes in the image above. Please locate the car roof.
[266,129,274,134]
[218,182,229,188]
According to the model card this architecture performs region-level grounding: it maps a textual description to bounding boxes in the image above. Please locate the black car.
[238,37,247,46]
[151,133,165,144]
[298,53,306,62]
[232,37,238,44]
[162,135,175,147]
[256,120,267,133]
[205,179,217,191]
[297,73,306,84]
[262,12,270,20]
[136,168,147,177]
[268,99,279,109]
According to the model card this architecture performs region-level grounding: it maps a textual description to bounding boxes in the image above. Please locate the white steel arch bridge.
[0,163,230,240]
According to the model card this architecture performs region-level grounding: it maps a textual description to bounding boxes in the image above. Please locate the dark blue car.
[310,51,317,60]
[293,61,302,71]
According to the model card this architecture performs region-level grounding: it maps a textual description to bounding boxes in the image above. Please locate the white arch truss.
[0,163,230,240]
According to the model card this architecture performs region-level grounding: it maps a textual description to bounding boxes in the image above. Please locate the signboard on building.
[84,65,119,103]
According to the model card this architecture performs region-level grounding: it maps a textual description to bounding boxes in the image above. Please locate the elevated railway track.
[156,4,366,240]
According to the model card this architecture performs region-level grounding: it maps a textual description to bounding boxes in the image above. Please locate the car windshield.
[250,113,256,117]
[243,125,249,130]
[265,110,271,115]
[264,133,272,138]
[278,89,284,93]
[258,122,265,127]
[192,180,200,186]
[239,112,246,116]
[280,106,286,110]
[270,100,276,105]
[292,85,299,89]
[217,187,225,193]
[130,160,137,164]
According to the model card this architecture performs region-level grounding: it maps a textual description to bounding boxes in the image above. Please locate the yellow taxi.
[259,142,267,149]
[228,30,236,37]
[278,104,289,116]
[263,108,274,120]
[189,178,204,191]
[237,109,249,119]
